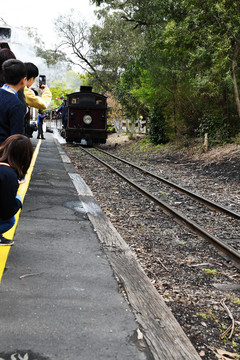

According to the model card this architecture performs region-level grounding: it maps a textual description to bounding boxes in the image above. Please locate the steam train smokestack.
[80,86,92,93]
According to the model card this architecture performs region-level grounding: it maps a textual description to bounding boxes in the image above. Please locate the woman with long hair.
[0,134,33,245]
[0,47,16,87]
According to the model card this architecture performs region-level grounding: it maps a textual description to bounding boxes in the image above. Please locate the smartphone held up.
[39,75,46,89]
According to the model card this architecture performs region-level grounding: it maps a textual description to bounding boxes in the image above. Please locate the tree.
[54,9,143,93]
[88,0,240,142]
[24,26,69,67]
[184,0,240,119]
[35,48,69,67]
[88,12,143,90]
[54,9,109,91]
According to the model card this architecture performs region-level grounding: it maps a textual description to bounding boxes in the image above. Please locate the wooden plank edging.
[79,194,201,360]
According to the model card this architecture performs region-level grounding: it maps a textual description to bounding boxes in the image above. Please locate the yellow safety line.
[0,139,42,283]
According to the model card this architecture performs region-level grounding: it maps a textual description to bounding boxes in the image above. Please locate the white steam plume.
[10,27,70,87]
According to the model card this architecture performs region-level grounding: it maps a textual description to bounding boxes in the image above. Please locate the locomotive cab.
[65,86,107,145]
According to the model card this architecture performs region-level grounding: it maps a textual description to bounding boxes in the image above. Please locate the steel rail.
[80,146,240,266]
[94,146,240,220]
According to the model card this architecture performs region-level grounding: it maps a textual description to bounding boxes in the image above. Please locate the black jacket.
[0,89,25,145]
[0,164,22,219]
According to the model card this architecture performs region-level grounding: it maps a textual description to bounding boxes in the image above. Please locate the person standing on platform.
[56,99,67,129]
[0,134,33,245]
[37,110,46,139]
[24,63,52,110]
[0,48,27,126]
[0,59,27,145]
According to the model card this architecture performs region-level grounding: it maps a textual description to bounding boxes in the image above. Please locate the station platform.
[0,134,201,360]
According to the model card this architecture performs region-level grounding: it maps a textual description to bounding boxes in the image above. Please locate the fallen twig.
[189,262,211,267]
[220,299,235,340]
[156,258,170,272]
[19,272,44,279]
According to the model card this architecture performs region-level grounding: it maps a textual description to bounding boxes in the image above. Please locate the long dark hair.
[0,134,33,179]
[0,48,16,87]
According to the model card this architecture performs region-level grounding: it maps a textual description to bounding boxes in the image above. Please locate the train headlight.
[83,115,92,125]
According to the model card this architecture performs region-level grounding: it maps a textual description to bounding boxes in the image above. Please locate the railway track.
[79,145,240,268]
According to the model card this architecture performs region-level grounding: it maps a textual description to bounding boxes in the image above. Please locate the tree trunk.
[232,42,240,118]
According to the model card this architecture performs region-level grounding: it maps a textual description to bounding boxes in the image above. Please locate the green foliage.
[179,241,186,245]
[140,136,152,145]
[49,71,82,108]
[233,298,240,304]
[116,60,144,120]
[198,114,231,145]
[35,48,69,67]
[107,124,116,133]
[149,105,169,145]
[196,312,207,319]
[89,12,143,91]
[234,133,240,145]
[91,0,102,5]
[204,269,218,276]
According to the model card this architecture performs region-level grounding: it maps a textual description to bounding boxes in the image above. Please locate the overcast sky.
[1,0,98,47]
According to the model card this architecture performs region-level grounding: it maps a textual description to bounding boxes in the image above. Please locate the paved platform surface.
[0,134,151,360]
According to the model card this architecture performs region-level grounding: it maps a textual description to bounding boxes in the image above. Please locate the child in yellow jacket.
[24,62,51,110]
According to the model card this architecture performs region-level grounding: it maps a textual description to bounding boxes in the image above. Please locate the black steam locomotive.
[63,86,108,145]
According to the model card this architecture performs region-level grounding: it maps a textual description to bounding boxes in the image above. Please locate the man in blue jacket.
[37,110,46,139]
[56,99,67,129]
[0,59,27,144]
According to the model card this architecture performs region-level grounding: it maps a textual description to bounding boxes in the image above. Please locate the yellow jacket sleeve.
[24,86,52,110]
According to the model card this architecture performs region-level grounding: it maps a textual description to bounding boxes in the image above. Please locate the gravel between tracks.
[63,135,240,360]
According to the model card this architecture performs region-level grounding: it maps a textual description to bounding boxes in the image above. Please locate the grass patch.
[204,268,218,276]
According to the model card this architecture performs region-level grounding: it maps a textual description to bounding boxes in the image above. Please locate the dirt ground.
[106,133,240,183]
[106,133,240,162]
